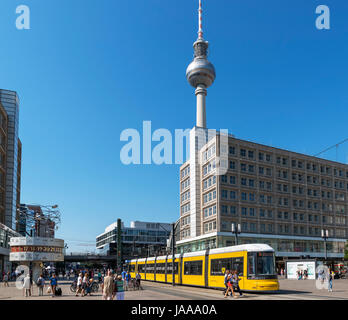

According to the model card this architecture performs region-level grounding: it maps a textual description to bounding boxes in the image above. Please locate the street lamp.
[321,229,329,264]
[232,223,241,246]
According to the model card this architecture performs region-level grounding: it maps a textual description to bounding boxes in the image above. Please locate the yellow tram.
[127,244,279,292]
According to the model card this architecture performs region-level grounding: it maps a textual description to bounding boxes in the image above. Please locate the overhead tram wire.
[313,138,348,160]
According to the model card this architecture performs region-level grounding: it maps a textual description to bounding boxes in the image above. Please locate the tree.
[345,241,348,261]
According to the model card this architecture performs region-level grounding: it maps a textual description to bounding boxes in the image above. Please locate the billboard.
[286,261,316,280]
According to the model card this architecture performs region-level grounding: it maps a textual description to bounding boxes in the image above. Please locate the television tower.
[186,0,216,128]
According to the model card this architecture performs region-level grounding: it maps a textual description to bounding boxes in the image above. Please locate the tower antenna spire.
[198,0,203,39]
[186,0,216,128]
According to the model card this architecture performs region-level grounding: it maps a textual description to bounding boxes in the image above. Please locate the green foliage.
[345,241,348,261]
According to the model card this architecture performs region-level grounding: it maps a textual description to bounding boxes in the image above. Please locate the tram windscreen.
[256,252,275,275]
[248,252,276,278]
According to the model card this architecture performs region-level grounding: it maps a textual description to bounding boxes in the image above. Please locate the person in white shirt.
[23,274,31,297]
[76,273,83,297]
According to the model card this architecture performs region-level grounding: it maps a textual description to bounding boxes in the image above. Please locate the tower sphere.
[186,37,216,89]
[186,58,216,89]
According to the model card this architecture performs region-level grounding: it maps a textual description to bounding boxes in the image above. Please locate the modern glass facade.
[0,90,20,231]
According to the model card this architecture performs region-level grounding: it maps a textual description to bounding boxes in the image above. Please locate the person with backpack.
[36,274,45,296]
[232,270,243,297]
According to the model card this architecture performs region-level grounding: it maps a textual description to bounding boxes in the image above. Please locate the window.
[240,149,246,157]
[184,261,203,275]
[229,146,235,155]
[248,151,254,159]
[210,257,244,276]
[229,161,235,170]
[230,176,236,184]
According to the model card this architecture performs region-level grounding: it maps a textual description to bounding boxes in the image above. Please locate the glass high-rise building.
[0,89,21,230]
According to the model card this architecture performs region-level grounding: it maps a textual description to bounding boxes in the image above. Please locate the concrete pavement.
[0,278,347,300]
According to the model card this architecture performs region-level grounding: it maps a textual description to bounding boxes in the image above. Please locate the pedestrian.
[328,269,334,292]
[98,270,102,283]
[50,273,58,297]
[102,270,114,300]
[76,273,83,297]
[23,273,31,297]
[81,273,89,296]
[224,272,235,298]
[223,269,230,296]
[125,271,131,291]
[3,272,9,287]
[36,274,45,296]
[116,275,125,300]
[232,270,243,297]
[135,272,142,290]
[121,269,127,290]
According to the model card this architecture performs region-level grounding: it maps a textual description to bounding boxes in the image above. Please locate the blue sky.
[0,0,347,252]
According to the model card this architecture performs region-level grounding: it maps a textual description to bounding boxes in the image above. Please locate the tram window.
[211,258,232,276]
[210,257,243,276]
[138,264,146,273]
[256,252,275,275]
[233,257,243,276]
[146,264,155,273]
[155,263,165,274]
[167,262,179,274]
[248,254,256,275]
[184,261,203,275]
[129,264,135,272]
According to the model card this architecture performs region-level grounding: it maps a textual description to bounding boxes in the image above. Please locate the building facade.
[96,220,171,259]
[178,134,348,264]
[176,2,348,267]
[0,89,21,231]
[0,89,22,275]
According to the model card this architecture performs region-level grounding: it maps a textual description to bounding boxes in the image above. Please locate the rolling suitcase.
[55,287,62,296]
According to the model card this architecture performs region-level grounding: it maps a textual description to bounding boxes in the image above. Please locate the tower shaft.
[195,84,207,128]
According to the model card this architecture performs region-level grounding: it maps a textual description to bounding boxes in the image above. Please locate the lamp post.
[321,229,329,264]
[232,223,241,246]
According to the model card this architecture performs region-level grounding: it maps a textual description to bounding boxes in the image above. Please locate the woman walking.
[81,273,89,297]
[50,273,57,297]
[224,272,235,298]
[232,270,243,297]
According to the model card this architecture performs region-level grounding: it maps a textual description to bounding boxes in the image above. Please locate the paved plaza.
[0,278,348,300]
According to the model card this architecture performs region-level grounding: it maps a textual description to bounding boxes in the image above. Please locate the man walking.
[121,269,127,290]
[37,274,45,296]
[102,270,114,300]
